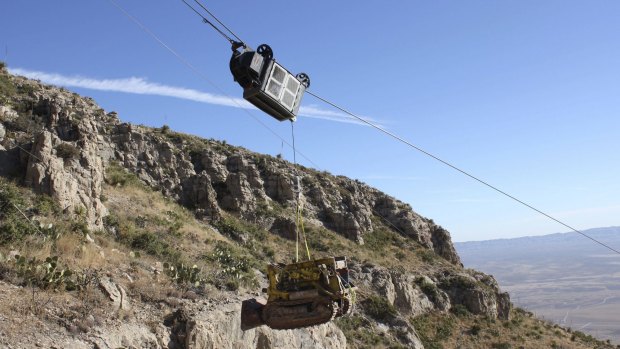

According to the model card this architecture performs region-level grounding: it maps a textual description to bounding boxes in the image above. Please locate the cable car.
[230,42,310,122]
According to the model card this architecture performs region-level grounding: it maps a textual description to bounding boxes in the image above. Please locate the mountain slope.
[0,64,615,348]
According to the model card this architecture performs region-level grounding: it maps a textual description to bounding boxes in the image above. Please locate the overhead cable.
[179,0,236,44]
[191,0,245,44]
[106,0,319,168]
[306,90,620,256]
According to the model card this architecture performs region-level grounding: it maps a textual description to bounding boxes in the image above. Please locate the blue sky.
[2,1,619,242]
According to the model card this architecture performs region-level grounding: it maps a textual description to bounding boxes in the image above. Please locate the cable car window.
[281,91,295,109]
[286,77,300,93]
[267,80,282,98]
[272,65,286,83]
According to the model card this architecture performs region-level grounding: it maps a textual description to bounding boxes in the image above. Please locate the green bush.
[410,313,454,349]
[363,295,397,321]
[415,277,443,306]
[451,304,470,317]
[0,64,16,104]
[363,226,397,251]
[34,194,61,216]
[105,163,141,187]
[335,315,389,348]
[571,330,598,343]
[0,179,42,243]
[55,143,80,159]
[130,232,178,261]
[419,249,437,264]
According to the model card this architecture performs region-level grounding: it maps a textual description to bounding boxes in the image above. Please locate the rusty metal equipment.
[241,256,355,330]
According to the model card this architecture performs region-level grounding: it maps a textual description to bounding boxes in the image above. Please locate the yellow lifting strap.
[291,121,311,262]
[296,202,311,261]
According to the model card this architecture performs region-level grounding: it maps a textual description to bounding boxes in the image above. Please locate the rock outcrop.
[352,262,509,321]
[173,302,347,349]
[1,73,462,266]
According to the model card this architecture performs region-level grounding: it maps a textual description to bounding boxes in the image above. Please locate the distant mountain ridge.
[457,226,620,250]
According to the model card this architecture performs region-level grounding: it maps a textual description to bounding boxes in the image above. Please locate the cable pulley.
[256,44,273,60]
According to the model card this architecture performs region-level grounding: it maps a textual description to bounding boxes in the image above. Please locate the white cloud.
[9,68,380,126]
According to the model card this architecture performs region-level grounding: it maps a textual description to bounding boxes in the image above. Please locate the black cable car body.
[230,42,310,122]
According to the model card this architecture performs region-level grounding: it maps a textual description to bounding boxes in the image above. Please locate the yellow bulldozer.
[241,256,355,330]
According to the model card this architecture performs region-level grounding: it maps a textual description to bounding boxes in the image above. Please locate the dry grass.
[409,308,617,349]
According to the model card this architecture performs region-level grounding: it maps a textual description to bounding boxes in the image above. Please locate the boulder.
[99,277,130,310]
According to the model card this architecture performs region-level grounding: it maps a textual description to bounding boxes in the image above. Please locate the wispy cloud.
[9,68,381,126]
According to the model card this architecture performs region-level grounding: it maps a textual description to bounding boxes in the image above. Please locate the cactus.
[13,255,75,290]
[163,262,203,287]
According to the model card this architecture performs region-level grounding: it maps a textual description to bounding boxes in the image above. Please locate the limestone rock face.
[392,273,436,317]
[269,216,297,240]
[25,130,107,230]
[171,304,347,349]
[0,105,19,122]
[439,272,511,320]
[353,262,509,321]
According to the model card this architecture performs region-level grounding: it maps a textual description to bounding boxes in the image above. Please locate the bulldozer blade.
[241,298,266,331]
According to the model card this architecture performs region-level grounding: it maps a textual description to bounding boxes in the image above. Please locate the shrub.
[55,143,80,159]
[363,295,397,321]
[210,243,251,276]
[0,179,42,243]
[491,343,511,349]
[34,194,61,216]
[105,162,141,187]
[410,313,455,349]
[419,249,437,264]
[363,226,396,251]
[0,64,16,103]
[213,216,248,242]
[335,315,390,348]
[451,304,470,317]
[130,232,178,261]
[416,277,443,306]
[71,219,90,235]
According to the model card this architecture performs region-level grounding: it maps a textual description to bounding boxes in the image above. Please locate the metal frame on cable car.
[230,42,310,122]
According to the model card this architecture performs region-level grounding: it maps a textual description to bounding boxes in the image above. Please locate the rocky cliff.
[1,71,466,267]
[2,66,609,349]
